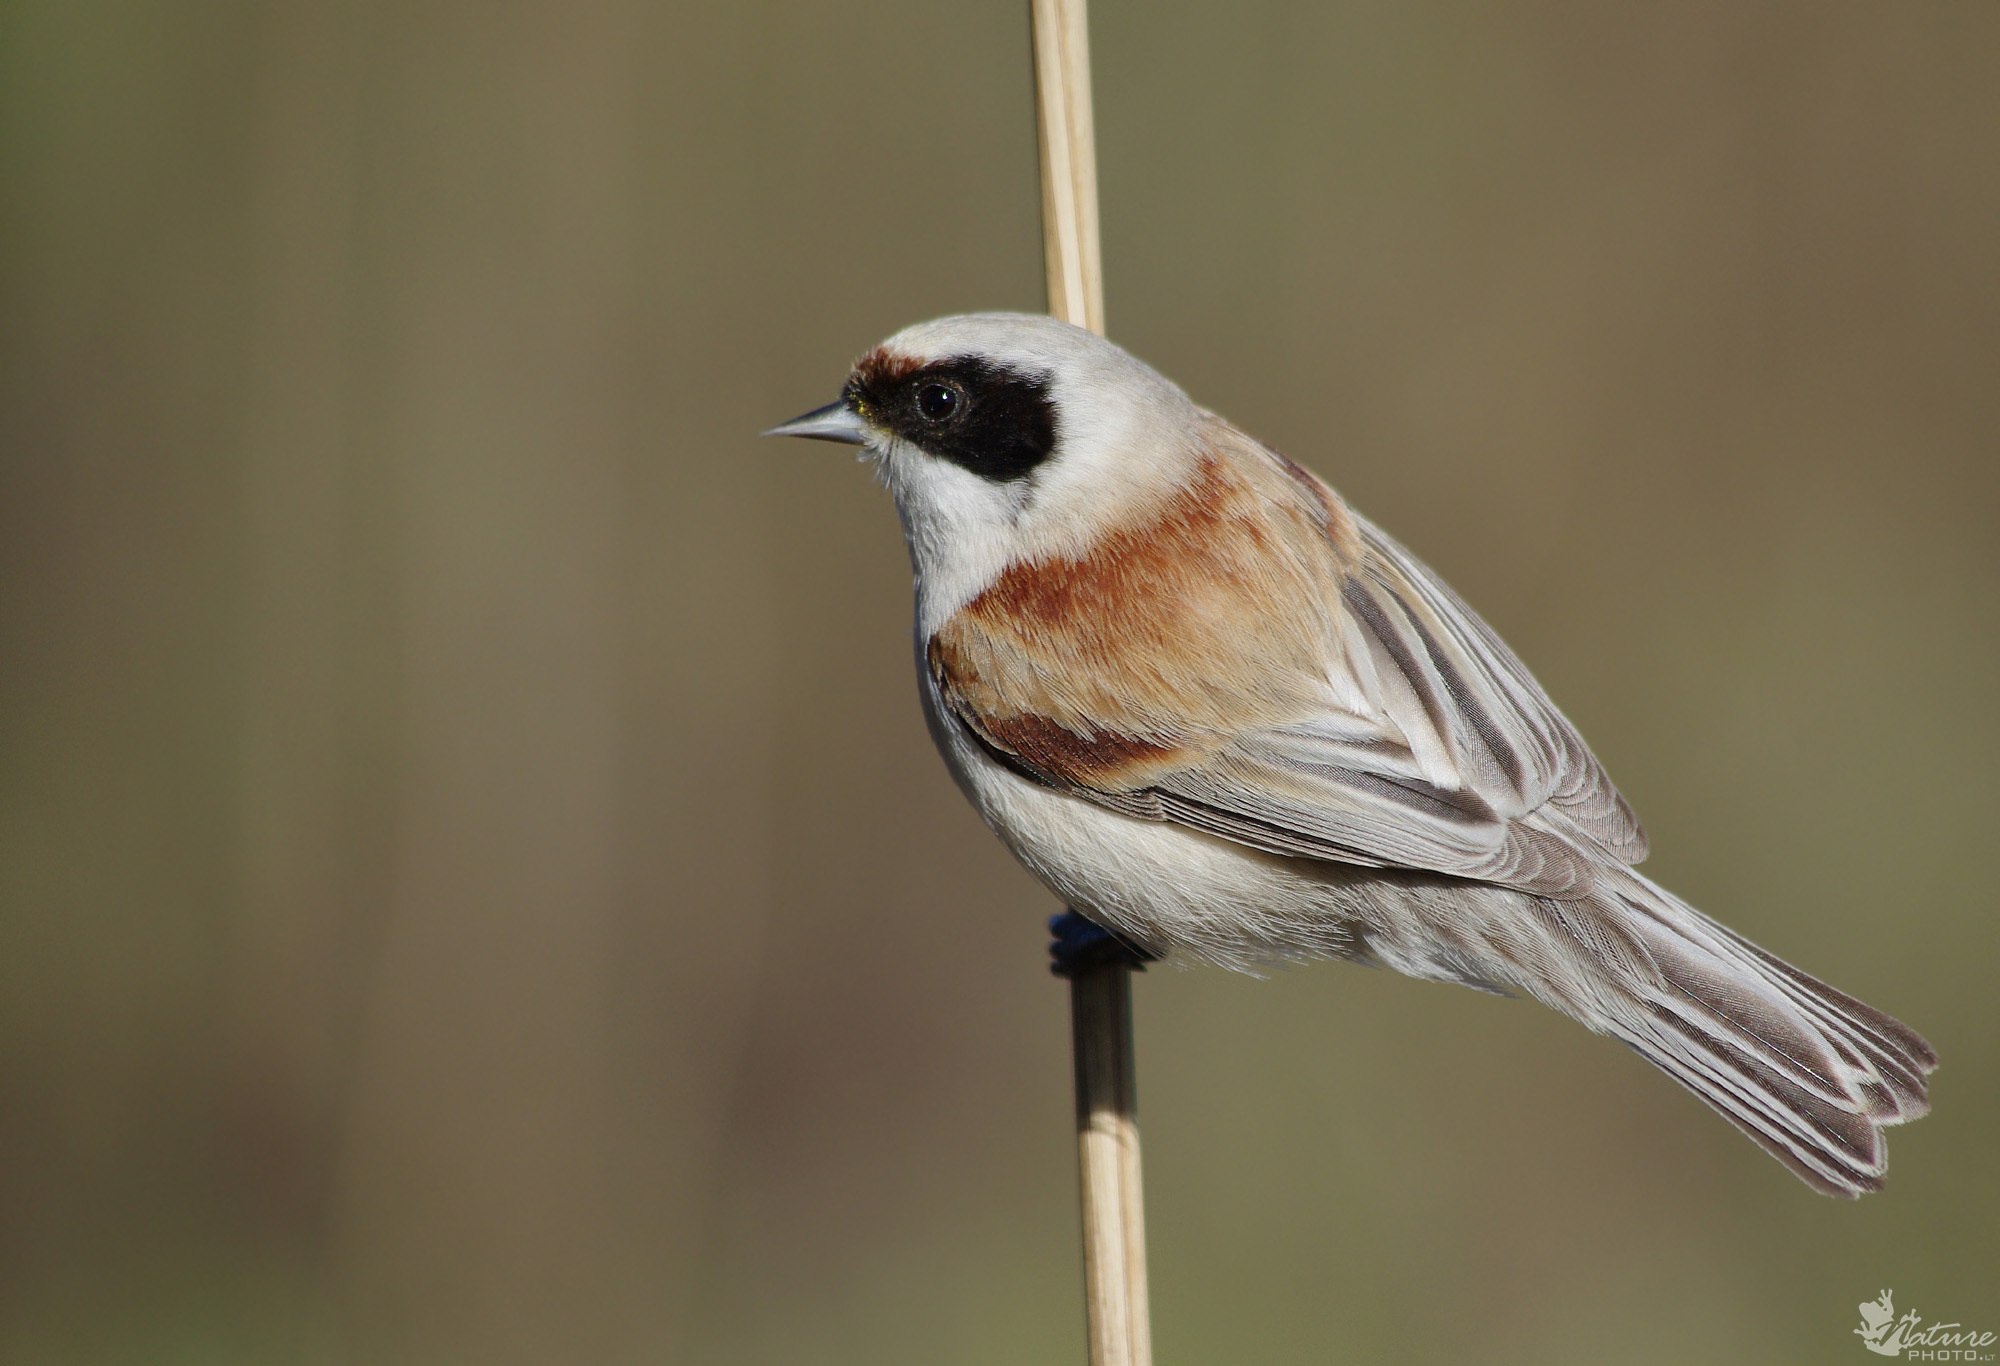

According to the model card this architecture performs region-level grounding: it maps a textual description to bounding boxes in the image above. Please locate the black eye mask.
[852,356,1059,484]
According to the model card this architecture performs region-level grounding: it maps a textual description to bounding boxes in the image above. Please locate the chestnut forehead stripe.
[851,345,922,391]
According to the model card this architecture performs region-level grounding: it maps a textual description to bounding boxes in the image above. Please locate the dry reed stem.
[1033,0,1105,334]
[1032,3,1149,1363]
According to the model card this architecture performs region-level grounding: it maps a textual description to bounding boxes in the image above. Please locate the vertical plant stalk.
[1033,0,1106,335]
[1032,5,1149,1364]
[1066,945,1151,1366]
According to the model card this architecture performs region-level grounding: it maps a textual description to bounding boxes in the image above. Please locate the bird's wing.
[931,471,1645,899]
[1336,512,1647,864]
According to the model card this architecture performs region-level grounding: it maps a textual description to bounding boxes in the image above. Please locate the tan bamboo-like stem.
[1065,940,1150,1366]
[1032,4,1149,1363]
[1032,0,1105,335]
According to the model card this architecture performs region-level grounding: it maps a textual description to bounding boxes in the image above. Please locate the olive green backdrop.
[2,2,1994,1362]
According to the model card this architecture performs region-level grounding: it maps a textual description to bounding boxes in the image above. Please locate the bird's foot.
[1048,909,1156,978]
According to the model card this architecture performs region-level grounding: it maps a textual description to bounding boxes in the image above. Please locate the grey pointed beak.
[763,399,869,446]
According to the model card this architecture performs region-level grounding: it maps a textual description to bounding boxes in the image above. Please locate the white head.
[768,313,1210,631]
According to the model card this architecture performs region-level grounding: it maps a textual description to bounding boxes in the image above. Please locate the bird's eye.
[915,381,961,423]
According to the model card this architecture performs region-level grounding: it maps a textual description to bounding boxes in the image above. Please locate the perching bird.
[768,312,1935,1196]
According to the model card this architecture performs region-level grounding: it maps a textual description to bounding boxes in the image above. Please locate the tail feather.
[1631,1007,1892,1194]
[1697,918,1936,1117]
[1542,873,1937,1197]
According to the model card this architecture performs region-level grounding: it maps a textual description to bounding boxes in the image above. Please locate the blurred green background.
[2,2,1995,1362]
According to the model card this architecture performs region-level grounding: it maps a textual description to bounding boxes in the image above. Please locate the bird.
[767,311,1936,1196]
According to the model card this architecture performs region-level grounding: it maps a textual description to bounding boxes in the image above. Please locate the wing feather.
[1351,514,1647,861]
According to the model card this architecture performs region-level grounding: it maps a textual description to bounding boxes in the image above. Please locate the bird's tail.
[1537,872,1936,1196]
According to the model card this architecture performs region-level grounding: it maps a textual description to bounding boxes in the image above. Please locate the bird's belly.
[920,672,1364,968]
